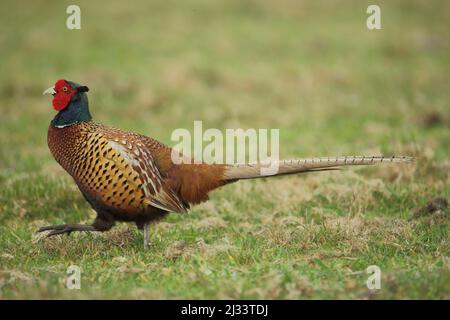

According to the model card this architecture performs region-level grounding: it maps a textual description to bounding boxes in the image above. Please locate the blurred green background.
[0,0,449,299]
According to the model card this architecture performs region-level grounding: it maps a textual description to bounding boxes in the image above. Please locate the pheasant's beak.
[43,86,56,96]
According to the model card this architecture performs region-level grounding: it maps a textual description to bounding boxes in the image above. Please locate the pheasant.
[40,79,414,248]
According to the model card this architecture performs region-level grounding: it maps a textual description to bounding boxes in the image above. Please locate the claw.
[47,228,72,237]
[36,224,96,237]
[37,224,66,233]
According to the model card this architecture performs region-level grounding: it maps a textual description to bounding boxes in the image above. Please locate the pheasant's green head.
[44,79,92,127]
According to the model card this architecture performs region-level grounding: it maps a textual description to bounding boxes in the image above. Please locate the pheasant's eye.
[62,86,69,92]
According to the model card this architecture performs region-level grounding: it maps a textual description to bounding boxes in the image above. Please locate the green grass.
[0,0,449,299]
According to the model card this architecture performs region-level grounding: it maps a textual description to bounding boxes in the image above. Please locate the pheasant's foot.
[37,224,97,237]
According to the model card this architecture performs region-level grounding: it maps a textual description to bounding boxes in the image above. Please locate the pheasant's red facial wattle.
[52,79,77,111]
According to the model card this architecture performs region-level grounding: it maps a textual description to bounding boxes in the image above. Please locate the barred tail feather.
[223,156,415,180]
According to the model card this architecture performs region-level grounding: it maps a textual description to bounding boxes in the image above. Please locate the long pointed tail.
[223,155,415,180]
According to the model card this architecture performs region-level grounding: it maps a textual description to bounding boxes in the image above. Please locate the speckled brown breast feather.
[47,121,190,222]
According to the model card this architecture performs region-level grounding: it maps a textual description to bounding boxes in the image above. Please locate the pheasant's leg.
[37,224,98,237]
[143,223,150,249]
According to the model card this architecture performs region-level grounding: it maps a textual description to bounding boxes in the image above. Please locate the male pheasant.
[39,79,414,248]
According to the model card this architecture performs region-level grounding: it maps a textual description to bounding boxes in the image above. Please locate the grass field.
[0,0,449,299]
